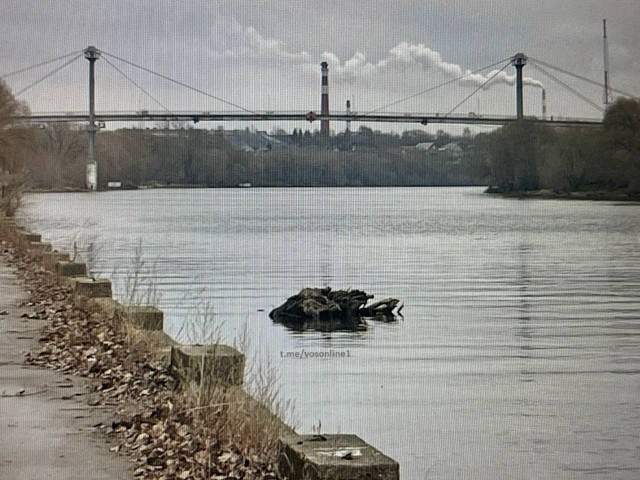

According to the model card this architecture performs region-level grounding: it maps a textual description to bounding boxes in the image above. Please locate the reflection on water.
[18,187,640,479]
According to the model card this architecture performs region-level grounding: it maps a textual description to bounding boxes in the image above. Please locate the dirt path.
[0,258,131,479]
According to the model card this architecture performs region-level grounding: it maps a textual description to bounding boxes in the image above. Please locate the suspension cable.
[101,50,258,114]
[102,56,171,113]
[362,56,513,115]
[527,62,603,113]
[0,50,84,80]
[528,56,635,98]
[14,54,83,97]
[445,62,510,117]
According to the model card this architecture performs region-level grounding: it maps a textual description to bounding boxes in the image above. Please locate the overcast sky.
[1,0,638,133]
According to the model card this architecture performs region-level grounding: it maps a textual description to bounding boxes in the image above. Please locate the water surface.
[19,187,640,479]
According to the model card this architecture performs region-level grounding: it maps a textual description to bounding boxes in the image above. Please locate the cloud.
[211,26,312,65]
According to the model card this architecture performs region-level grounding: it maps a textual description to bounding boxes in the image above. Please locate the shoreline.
[486,188,640,202]
[0,219,283,479]
[25,184,486,193]
[26,184,640,201]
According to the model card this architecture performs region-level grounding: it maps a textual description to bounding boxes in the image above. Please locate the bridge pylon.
[84,46,101,191]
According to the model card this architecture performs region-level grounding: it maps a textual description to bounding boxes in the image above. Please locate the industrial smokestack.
[541,89,547,117]
[321,61,329,137]
[346,99,351,132]
[511,53,527,120]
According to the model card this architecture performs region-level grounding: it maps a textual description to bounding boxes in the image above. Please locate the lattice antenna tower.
[602,19,611,105]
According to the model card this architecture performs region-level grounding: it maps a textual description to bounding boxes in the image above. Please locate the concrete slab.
[170,344,245,386]
[0,258,131,480]
[115,305,163,330]
[74,278,112,299]
[56,261,87,277]
[15,230,41,243]
[28,241,52,252]
[43,252,71,271]
[277,434,399,480]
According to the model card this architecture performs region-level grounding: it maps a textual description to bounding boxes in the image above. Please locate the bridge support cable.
[0,50,84,80]
[101,56,171,113]
[362,56,513,116]
[13,54,84,97]
[100,50,261,116]
[444,61,511,117]
[527,57,636,99]
[527,62,604,113]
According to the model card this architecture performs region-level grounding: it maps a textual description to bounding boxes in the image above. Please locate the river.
[17,187,640,479]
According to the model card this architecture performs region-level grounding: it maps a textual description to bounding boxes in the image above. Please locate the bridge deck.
[17,111,602,127]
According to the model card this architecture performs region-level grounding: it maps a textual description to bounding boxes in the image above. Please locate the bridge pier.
[84,46,101,191]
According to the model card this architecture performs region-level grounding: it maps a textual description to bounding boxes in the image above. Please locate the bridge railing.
[15,110,603,127]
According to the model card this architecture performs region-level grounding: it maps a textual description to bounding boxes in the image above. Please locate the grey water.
[18,187,640,479]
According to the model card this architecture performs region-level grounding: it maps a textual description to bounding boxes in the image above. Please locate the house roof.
[440,142,463,152]
[415,142,437,151]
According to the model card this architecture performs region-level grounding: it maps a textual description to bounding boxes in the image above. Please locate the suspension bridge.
[1,45,636,189]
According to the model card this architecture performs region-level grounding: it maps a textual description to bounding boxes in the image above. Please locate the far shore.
[25,184,483,193]
[23,185,640,202]
[485,187,640,202]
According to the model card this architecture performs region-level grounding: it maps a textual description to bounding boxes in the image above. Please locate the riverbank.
[486,187,640,202]
[0,220,282,479]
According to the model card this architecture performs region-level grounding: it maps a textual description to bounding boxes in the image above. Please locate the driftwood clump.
[269,287,402,331]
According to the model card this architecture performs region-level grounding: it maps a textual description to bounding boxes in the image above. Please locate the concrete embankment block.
[56,261,87,277]
[170,344,245,386]
[48,252,70,263]
[28,242,52,252]
[114,305,164,331]
[86,299,173,353]
[277,434,399,480]
[16,230,41,243]
[74,278,112,299]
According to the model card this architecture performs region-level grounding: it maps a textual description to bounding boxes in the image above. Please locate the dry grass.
[111,239,297,471]
[177,378,295,462]
[112,238,161,306]
[173,304,297,462]
[2,222,293,477]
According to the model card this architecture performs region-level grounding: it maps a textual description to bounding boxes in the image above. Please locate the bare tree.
[0,79,30,172]
[0,79,31,216]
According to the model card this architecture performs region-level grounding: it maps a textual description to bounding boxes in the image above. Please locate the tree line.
[468,98,640,195]
[2,74,639,209]
[10,121,483,190]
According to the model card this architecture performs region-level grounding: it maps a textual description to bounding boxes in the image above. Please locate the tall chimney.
[321,62,329,137]
[346,99,351,132]
[511,53,527,121]
[541,89,547,117]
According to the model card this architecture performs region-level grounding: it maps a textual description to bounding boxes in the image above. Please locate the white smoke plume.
[320,42,544,90]
[216,27,544,90]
